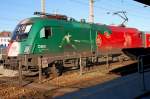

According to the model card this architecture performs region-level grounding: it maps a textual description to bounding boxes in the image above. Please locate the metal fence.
[138,54,150,91]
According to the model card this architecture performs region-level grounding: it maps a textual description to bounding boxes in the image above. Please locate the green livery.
[9,14,111,57]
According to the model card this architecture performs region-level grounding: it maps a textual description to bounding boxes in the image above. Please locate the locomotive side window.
[40,27,52,39]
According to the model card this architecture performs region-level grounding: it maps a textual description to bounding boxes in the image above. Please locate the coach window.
[40,27,52,39]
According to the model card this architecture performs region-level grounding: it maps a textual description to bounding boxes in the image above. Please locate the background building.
[0,31,11,48]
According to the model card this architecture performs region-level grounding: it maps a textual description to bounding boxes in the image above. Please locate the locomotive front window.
[24,24,32,33]
[12,24,32,41]
[15,24,32,34]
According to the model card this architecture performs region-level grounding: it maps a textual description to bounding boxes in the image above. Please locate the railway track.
[0,59,143,98]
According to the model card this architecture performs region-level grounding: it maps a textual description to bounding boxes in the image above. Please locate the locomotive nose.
[8,42,20,57]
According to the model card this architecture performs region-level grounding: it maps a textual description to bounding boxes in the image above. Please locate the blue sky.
[0,0,150,32]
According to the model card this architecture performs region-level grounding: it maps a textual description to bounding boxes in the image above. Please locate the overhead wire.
[68,0,150,31]
[95,0,150,18]
[1,0,150,31]
[69,0,150,20]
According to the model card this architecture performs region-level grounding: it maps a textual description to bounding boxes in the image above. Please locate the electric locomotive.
[7,12,143,75]
[8,12,113,58]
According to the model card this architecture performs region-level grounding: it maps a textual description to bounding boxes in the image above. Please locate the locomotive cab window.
[12,23,32,41]
[40,27,52,39]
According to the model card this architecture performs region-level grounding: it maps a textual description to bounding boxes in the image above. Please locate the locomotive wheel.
[50,61,64,78]
[51,64,60,78]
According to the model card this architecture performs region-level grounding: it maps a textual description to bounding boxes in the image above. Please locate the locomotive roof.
[108,25,139,32]
[24,17,110,31]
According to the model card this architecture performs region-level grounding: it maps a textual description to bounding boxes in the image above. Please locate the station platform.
[55,71,150,99]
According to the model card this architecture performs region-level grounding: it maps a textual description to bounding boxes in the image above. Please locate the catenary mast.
[41,0,45,13]
[89,0,94,23]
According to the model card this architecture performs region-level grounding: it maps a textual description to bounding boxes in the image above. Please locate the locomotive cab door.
[37,26,65,55]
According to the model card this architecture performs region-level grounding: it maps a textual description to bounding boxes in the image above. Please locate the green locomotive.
[8,12,111,57]
[7,12,112,75]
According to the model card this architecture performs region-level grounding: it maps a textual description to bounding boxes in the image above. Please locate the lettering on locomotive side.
[37,45,49,52]
[37,45,47,49]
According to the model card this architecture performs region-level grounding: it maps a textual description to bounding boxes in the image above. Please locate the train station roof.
[134,0,150,6]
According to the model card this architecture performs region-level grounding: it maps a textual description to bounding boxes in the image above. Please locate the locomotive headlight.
[8,42,20,57]
[24,46,31,54]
